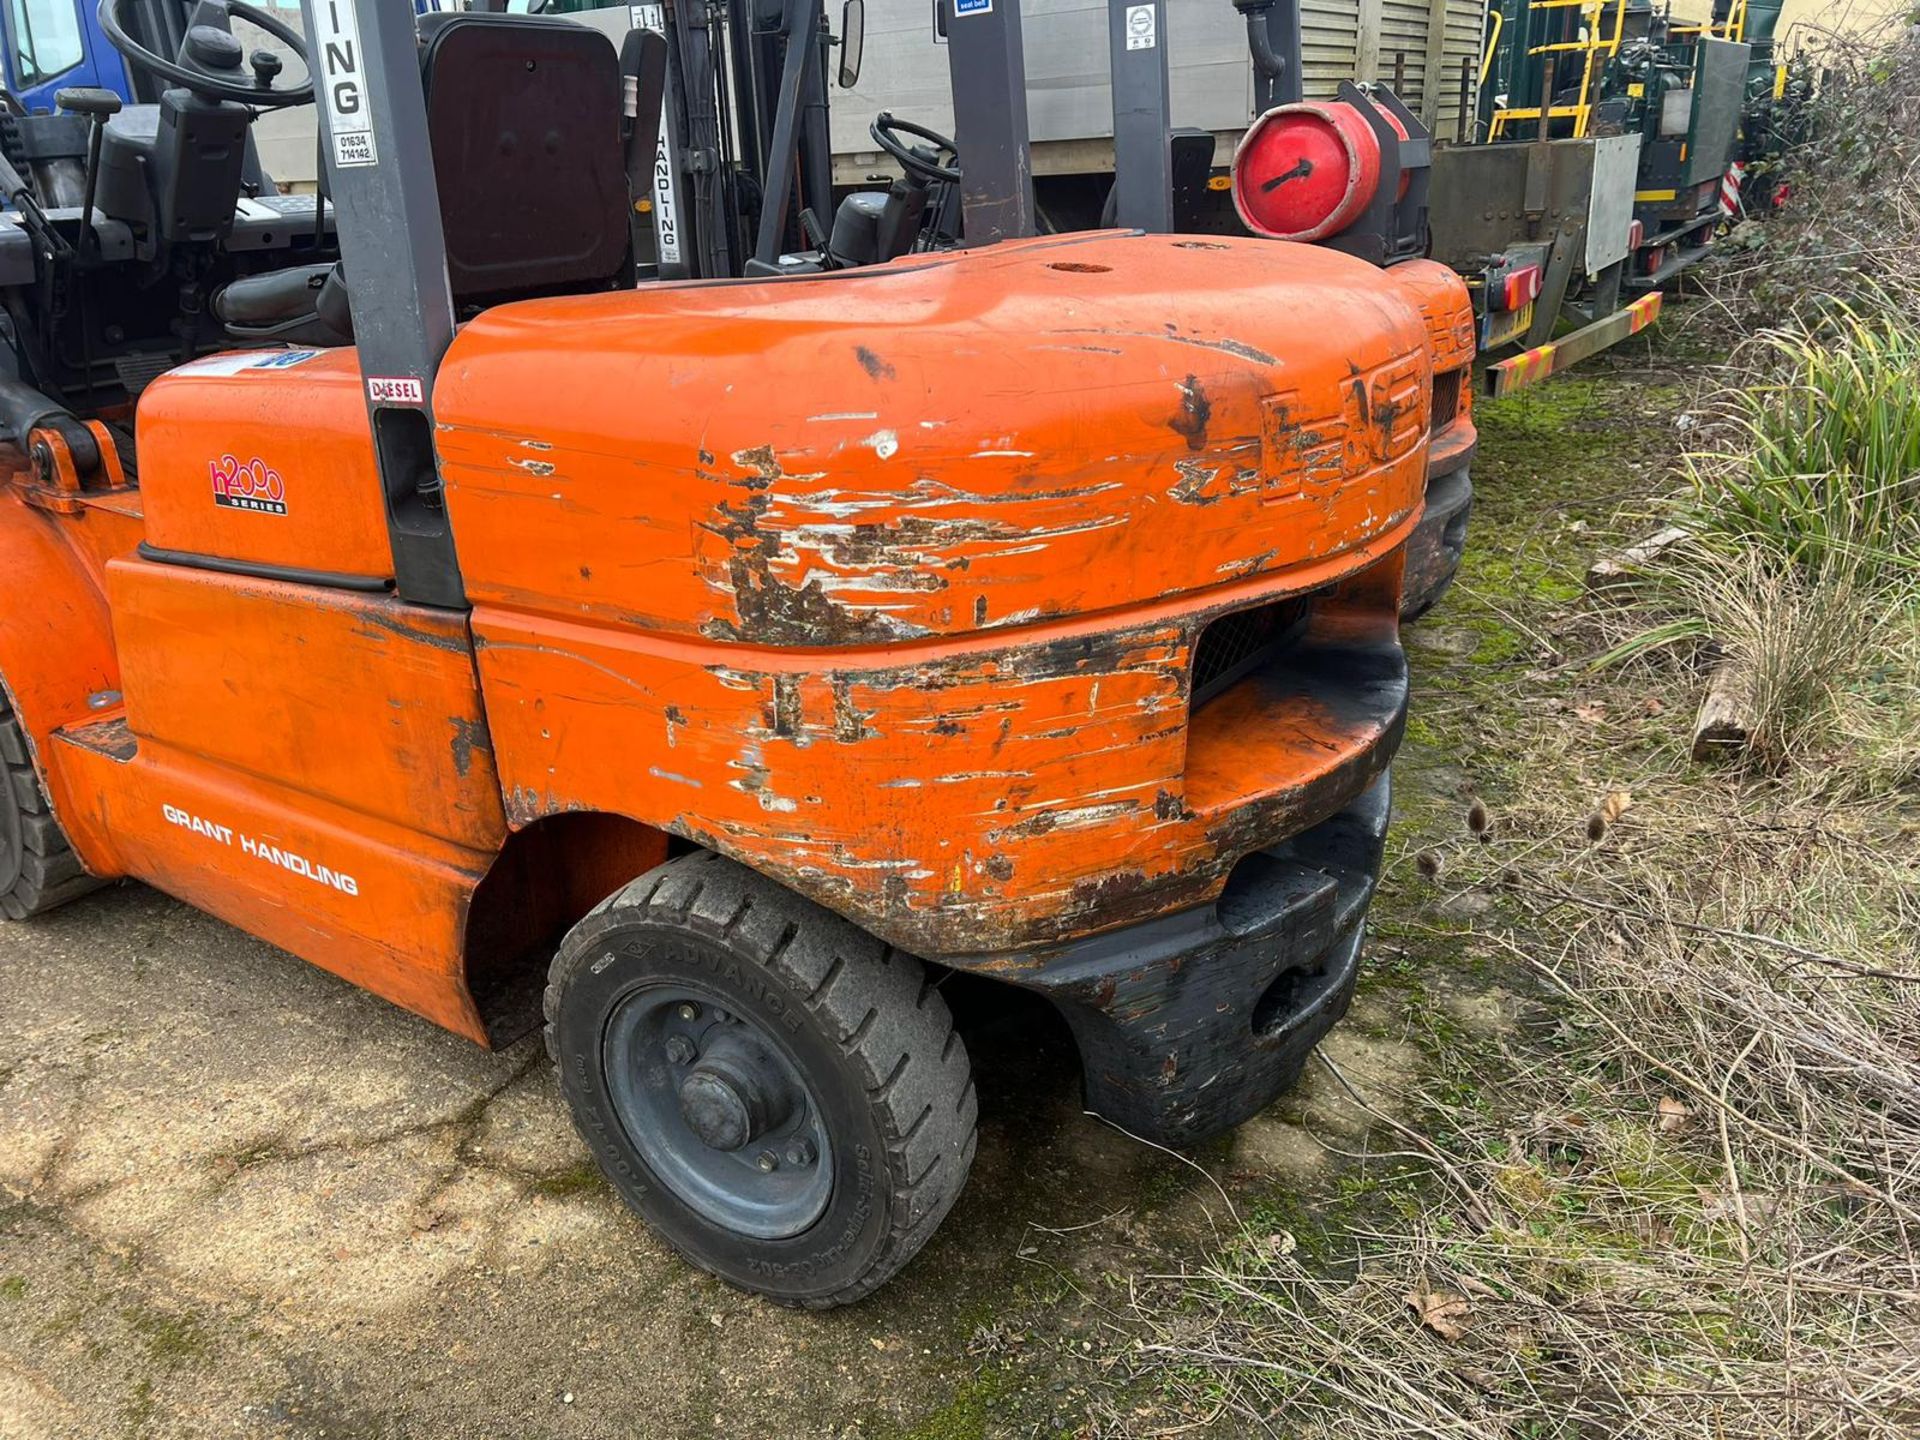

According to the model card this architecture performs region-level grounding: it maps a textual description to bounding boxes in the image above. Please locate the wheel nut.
[756,1150,779,1173]
[664,1035,696,1065]
[784,1138,816,1167]
[676,1003,699,1022]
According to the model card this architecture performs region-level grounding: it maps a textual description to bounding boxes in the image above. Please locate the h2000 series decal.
[210,455,287,515]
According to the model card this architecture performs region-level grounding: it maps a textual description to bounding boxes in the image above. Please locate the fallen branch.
[1587,525,1693,591]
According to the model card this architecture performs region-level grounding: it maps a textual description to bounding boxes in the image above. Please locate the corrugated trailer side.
[832,0,1483,182]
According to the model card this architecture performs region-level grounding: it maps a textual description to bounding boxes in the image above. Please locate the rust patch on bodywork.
[1169,375,1212,450]
[700,493,896,646]
[449,716,489,778]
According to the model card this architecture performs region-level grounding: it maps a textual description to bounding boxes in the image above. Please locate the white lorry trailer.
[832,0,1486,193]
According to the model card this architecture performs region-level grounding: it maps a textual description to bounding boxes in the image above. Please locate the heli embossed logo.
[210,455,287,515]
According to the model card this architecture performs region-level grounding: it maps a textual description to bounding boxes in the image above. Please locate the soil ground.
[0,328,1694,1440]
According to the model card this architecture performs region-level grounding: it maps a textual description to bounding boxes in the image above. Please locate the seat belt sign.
[314,0,378,168]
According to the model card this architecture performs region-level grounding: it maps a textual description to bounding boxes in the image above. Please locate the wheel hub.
[602,982,833,1240]
[676,1031,793,1151]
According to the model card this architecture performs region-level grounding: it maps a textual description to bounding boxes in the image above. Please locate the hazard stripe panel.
[1486,293,1664,398]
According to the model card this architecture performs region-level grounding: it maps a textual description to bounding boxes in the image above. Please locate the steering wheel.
[870,113,960,184]
[97,0,314,109]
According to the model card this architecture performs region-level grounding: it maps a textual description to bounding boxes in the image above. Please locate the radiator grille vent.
[1190,596,1313,710]
[1431,366,1463,433]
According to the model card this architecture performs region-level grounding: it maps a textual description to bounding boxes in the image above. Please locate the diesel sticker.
[367,375,425,405]
[210,455,287,515]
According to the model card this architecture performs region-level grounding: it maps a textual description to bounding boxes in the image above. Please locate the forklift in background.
[1208,0,1477,617]
[0,0,1463,1304]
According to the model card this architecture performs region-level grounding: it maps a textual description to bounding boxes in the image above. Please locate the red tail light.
[1498,265,1542,312]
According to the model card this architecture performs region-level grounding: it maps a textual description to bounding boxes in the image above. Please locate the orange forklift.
[0,0,1469,1303]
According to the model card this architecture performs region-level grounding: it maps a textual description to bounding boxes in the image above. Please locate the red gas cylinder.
[1231,99,1410,243]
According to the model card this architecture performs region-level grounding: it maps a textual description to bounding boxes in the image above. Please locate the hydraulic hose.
[0,378,100,473]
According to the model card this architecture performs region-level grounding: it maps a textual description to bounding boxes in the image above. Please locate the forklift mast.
[298,0,462,605]
[589,0,841,278]
[937,0,1035,242]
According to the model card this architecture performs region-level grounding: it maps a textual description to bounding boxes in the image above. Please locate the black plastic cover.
[152,90,249,244]
[420,15,630,304]
[998,776,1395,1147]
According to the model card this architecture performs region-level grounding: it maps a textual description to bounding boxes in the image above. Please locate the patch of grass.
[122,1305,210,1368]
[528,1162,606,1198]
[1681,307,1920,577]
[1600,296,1920,784]
[0,1275,24,1300]
[886,1368,1015,1440]
[122,1376,155,1440]
[35,1302,88,1344]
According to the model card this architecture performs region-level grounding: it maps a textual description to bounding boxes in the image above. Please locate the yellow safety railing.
[1671,0,1749,41]
[1487,0,1627,141]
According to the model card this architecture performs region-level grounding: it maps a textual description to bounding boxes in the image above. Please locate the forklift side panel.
[104,559,508,853]
[0,481,132,814]
[49,723,492,1043]
[135,348,393,584]
[1386,259,1479,376]
[1384,260,1477,616]
[470,533,1411,959]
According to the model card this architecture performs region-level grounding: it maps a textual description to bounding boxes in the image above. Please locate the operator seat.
[418,12,631,305]
[216,13,634,344]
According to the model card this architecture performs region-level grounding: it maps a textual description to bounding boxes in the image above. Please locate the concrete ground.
[0,878,1422,1438]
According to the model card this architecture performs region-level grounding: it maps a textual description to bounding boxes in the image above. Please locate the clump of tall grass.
[1681,306,1920,582]
[1601,299,1920,783]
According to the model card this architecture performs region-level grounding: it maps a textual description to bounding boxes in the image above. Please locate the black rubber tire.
[0,689,100,920]
[544,850,977,1307]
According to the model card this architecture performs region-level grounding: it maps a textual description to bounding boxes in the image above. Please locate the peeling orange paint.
[435,232,1431,956]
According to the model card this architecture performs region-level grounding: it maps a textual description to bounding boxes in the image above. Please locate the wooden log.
[1587,526,1692,591]
[1692,660,1755,761]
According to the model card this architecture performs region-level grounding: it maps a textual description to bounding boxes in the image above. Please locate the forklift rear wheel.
[544,851,977,1307]
[0,690,100,919]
